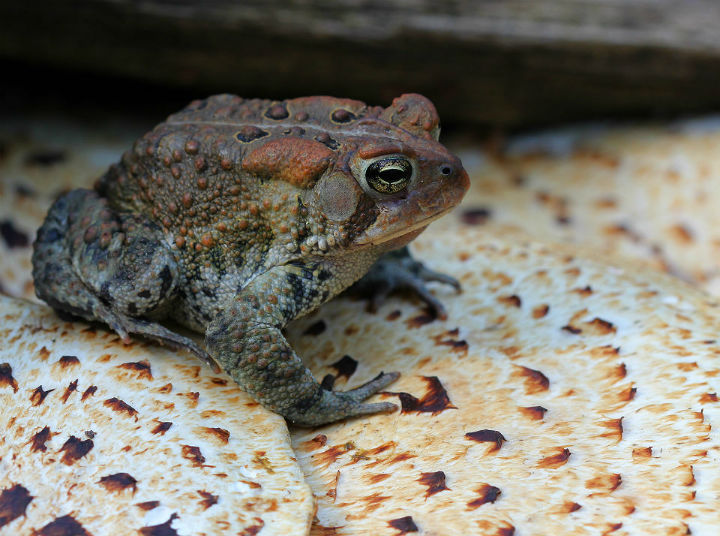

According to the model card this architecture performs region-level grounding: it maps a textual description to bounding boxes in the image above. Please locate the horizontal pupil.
[379,168,407,183]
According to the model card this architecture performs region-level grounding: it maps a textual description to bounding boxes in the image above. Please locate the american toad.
[32,94,468,425]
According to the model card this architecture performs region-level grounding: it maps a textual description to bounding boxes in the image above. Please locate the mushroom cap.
[0,296,314,535]
[289,223,720,536]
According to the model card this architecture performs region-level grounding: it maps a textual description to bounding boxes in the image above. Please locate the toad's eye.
[365,157,413,194]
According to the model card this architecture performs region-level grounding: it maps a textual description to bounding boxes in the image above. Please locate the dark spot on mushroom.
[103,397,138,418]
[197,490,218,510]
[330,355,358,380]
[0,363,18,392]
[562,325,582,334]
[235,125,268,143]
[151,421,173,435]
[573,285,593,296]
[586,317,616,335]
[532,304,550,318]
[202,427,230,444]
[136,501,160,511]
[460,207,492,225]
[34,515,91,536]
[0,484,33,528]
[405,309,436,328]
[386,310,402,321]
[331,109,356,123]
[181,445,206,467]
[59,436,94,465]
[465,429,506,452]
[60,379,78,403]
[385,376,456,415]
[700,393,718,403]
[24,149,66,167]
[520,406,547,420]
[58,355,80,368]
[315,132,339,150]
[118,361,153,380]
[29,426,53,452]
[303,320,326,336]
[514,366,550,394]
[467,484,501,509]
[81,385,97,401]
[30,385,54,406]
[433,329,469,354]
[0,220,29,248]
[496,527,515,536]
[388,516,418,533]
[140,513,179,536]
[538,448,571,469]
[14,183,36,198]
[265,103,289,120]
[418,471,449,497]
[498,295,522,308]
[98,473,137,494]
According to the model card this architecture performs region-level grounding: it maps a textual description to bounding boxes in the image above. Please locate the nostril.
[440,165,452,176]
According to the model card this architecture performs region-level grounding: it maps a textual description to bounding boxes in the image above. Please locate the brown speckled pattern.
[290,224,720,535]
[0,295,313,535]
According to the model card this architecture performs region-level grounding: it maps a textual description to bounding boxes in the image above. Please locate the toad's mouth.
[354,206,454,246]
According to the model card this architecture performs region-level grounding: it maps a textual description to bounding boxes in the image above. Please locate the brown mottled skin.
[32,94,469,426]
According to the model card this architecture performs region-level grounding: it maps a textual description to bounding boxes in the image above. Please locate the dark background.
[3,1,720,133]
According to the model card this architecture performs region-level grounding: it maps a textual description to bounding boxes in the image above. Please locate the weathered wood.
[3,1,720,127]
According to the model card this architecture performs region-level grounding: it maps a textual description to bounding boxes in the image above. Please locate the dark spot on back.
[59,436,94,465]
[0,484,33,528]
[98,473,138,494]
[315,132,339,150]
[138,289,152,299]
[467,484,501,508]
[0,363,18,392]
[331,109,356,123]
[317,269,331,281]
[0,220,29,248]
[303,320,326,336]
[386,376,456,415]
[159,265,173,296]
[25,149,66,167]
[330,355,358,380]
[128,302,138,315]
[265,103,289,120]
[30,386,53,406]
[38,227,62,244]
[139,513,179,536]
[465,429,506,452]
[387,516,418,533]
[418,471,449,497]
[235,126,269,143]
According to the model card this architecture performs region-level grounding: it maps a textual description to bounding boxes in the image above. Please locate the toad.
[32,93,468,425]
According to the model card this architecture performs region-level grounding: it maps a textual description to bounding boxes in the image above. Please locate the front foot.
[286,372,400,427]
[350,246,461,320]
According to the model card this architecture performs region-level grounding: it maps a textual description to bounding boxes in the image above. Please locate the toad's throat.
[354,206,454,246]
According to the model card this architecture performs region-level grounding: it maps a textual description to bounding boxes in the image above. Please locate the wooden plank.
[3,1,720,127]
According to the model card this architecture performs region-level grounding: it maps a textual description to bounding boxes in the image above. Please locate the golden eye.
[365,157,413,194]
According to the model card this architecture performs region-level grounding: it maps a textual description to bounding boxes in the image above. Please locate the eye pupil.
[366,157,412,194]
[441,166,452,176]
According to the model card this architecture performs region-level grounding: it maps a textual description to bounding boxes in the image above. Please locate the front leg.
[206,260,398,426]
[350,246,461,319]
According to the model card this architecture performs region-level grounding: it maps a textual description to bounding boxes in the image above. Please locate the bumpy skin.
[32,93,469,426]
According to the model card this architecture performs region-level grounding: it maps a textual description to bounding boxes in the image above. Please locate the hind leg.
[32,189,215,368]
